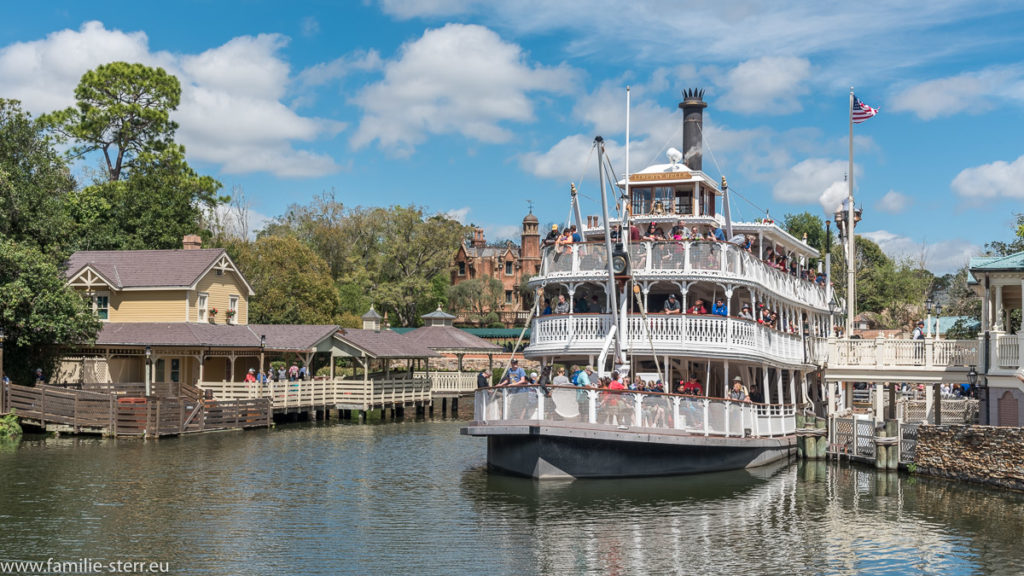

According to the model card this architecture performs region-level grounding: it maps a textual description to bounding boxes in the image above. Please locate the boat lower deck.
[463,420,795,479]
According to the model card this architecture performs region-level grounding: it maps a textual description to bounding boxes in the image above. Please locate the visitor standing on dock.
[477,368,491,388]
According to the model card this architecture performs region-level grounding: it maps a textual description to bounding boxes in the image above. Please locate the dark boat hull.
[463,422,796,479]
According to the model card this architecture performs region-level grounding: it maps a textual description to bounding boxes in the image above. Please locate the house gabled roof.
[65,248,254,295]
[333,328,440,359]
[402,325,502,353]
[92,322,340,350]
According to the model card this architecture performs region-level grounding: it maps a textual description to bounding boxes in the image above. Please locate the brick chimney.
[182,234,202,250]
[471,228,486,249]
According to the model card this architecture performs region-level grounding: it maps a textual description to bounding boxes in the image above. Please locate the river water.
[2,417,1023,576]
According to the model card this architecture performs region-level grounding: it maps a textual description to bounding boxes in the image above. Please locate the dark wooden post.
[933,383,942,425]
[887,381,896,420]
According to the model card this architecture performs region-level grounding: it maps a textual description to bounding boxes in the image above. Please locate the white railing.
[529,313,812,365]
[828,338,978,369]
[539,242,828,309]
[995,334,1019,369]
[198,376,432,410]
[413,371,478,394]
[473,385,796,438]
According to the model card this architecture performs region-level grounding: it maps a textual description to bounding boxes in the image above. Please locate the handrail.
[475,385,796,438]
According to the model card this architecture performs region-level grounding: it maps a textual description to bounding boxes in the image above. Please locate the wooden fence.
[197,376,432,411]
[1,382,270,437]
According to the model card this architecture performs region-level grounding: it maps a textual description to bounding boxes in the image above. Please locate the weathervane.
[527,200,534,214]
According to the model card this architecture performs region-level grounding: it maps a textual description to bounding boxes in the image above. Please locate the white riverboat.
[463,90,832,479]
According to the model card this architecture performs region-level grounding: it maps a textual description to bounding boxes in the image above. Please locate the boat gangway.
[197,375,432,415]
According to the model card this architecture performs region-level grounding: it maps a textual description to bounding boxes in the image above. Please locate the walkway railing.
[473,385,795,438]
[529,313,815,364]
[539,242,828,309]
[1,382,270,436]
[828,338,978,369]
[414,371,478,395]
[198,376,432,411]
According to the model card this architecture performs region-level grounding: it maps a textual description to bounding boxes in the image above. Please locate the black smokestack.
[679,88,707,171]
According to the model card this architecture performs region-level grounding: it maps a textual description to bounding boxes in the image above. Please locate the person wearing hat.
[729,376,750,402]
[710,220,727,241]
[542,223,560,247]
[663,294,681,314]
[244,368,257,384]
[712,297,728,317]
[500,358,527,386]
[912,320,925,340]
[739,303,754,321]
[687,297,707,315]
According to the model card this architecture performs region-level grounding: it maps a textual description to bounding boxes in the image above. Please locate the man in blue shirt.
[500,359,527,386]
[711,221,727,242]
[712,298,728,317]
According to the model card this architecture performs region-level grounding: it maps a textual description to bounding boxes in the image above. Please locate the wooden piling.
[815,417,827,459]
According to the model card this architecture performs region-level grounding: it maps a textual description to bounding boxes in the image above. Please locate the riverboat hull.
[463,422,796,479]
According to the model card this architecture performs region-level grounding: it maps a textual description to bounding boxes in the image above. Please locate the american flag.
[852,95,878,124]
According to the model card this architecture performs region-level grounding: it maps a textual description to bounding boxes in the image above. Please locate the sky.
[2,1,1024,275]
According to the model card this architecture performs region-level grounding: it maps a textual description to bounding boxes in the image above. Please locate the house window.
[505,290,515,304]
[229,295,239,324]
[198,293,209,322]
[458,262,466,276]
[504,261,514,276]
[90,292,110,320]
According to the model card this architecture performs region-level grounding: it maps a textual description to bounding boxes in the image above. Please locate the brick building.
[451,213,540,326]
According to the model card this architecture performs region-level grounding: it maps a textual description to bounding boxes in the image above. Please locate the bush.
[0,412,22,439]
[483,312,501,326]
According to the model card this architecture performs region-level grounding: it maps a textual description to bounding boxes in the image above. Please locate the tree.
[984,213,1024,256]
[783,212,825,257]
[448,278,503,320]
[41,62,181,182]
[829,235,931,329]
[0,238,101,385]
[235,235,342,325]
[0,99,76,259]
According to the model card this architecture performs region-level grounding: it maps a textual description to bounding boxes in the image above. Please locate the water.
[2,418,1023,576]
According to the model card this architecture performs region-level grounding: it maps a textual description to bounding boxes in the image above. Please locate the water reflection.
[1,421,1023,576]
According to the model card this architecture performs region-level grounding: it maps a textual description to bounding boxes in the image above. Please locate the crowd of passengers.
[542,220,827,285]
[541,292,808,334]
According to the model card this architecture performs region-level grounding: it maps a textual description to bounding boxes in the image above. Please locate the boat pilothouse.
[464,90,832,479]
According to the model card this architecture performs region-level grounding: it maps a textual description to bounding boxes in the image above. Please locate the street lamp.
[935,304,943,340]
[966,364,984,424]
[144,345,152,397]
[925,297,934,338]
[259,334,266,394]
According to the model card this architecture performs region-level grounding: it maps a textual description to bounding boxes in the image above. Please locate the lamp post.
[934,304,943,340]
[966,365,982,423]
[802,319,811,364]
[259,334,266,394]
[144,345,152,397]
[925,297,933,338]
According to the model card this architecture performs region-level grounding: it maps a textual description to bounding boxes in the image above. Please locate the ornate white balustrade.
[473,385,796,438]
[528,313,813,365]
[538,242,828,309]
[826,338,979,369]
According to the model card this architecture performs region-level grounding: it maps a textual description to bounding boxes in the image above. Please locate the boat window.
[631,187,651,215]
[674,187,692,215]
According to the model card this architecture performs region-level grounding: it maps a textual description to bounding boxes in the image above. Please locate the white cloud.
[301,17,320,37]
[296,50,382,89]
[350,23,578,155]
[861,230,979,275]
[951,155,1024,199]
[773,158,847,204]
[876,190,910,213]
[0,21,343,178]
[445,206,471,223]
[716,57,811,115]
[484,224,521,243]
[889,66,1024,120]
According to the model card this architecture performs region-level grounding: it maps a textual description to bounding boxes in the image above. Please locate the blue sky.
[2,1,1024,274]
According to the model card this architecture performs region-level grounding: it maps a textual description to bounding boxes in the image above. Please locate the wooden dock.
[1,381,271,437]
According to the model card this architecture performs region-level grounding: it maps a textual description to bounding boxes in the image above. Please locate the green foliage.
[483,311,502,327]
[783,212,825,257]
[829,236,932,329]
[0,238,101,384]
[945,318,979,340]
[448,277,503,318]
[0,412,22,439]
[41,62,181,182]
[264,197,469,326]
[984,213,1024,256]
[236,235,342,325]
[0,99,77,259]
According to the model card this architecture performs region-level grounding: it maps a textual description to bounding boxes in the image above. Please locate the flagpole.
[847,87,855,339]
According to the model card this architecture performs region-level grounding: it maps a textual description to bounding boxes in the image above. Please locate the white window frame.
[229,295,239,324]
[198,293,209,322]
[91,292,110,321]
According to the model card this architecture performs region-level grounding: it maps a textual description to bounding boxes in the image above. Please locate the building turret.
[520,211,540,273]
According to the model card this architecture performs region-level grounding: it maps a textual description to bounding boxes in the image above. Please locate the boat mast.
[596,135,622,368]
[570,183,584,233]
